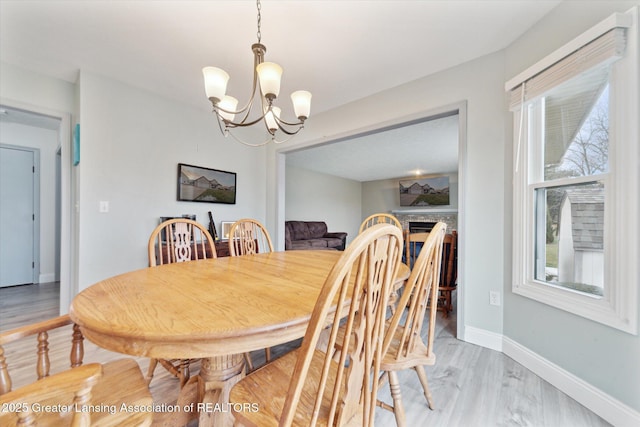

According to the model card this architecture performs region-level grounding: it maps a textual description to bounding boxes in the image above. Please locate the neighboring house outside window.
[507,7,639,334]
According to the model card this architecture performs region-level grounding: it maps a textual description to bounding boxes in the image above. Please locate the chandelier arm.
[226,129,274,147]
[218,111,272,129]
[274,122,304,136]
[274,115,306,127]
[215,42,265,124]
[272,133,300,144]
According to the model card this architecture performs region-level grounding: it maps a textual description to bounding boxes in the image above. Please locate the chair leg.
[146,358,159,385]
[388,371,406,427]
[244,352,254,373]
[265,347,271,363]
[179,359,190,388]
[414,365,434,410]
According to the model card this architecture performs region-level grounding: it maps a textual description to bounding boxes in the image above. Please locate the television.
[399,176,450,207]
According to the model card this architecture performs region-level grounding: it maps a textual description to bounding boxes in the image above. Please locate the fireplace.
[408,221,438,233]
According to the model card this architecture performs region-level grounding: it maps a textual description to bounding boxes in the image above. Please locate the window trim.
[510,7,638,334]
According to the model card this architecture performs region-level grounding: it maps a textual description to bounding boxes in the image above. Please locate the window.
[507,9,638,334]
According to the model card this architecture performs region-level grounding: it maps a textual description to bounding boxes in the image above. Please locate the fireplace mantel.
[392,208,458,214]
[392,209,458,232]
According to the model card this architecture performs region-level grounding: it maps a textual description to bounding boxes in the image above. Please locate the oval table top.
[70,250,410,360]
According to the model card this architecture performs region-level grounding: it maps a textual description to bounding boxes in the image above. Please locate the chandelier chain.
[256,0,262,43]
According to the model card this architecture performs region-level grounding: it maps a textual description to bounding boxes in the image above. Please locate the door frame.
[0,144,40,285]
[0,99,74,314]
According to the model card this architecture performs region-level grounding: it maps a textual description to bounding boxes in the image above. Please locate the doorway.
[0,104,73,315]
[275,102,467,339]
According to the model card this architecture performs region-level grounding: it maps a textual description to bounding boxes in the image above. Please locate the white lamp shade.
[256,62,282,98]
[218,96,238,122]
[203,67,229,102]
[291,90,312,119]
[265,106,281,132]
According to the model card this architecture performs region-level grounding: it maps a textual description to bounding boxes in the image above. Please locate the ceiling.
[286,113,460,182]
[0,0,562,181]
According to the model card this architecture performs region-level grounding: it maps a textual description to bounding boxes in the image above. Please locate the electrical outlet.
[489,291,501,306]
[99,201,109,213]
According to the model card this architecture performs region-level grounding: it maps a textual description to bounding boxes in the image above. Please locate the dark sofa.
[285,221,347,251]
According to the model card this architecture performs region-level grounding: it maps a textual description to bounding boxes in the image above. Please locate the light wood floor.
[1,282,609,426]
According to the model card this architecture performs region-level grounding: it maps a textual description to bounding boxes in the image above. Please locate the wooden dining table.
[69,249,409,427]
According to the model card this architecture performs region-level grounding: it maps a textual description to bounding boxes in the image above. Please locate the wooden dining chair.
[148,217,217,266]
[230,223,404,427]
[376,222,447,427]
[228,218,274,256]
[359,213,402,233]
[146,218,217,387]
[405,231,430,269]
[438,230,458,317]
[0,315,153,426]
[227,218,275,371]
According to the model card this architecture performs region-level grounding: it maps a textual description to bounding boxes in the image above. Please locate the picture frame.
[178,163,236,204]
[399,176,450,207]
[221,221,234,240]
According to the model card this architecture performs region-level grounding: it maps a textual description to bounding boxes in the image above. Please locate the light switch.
[99,201,109,213]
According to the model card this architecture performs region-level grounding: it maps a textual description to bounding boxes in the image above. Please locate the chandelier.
[203,0,311,146]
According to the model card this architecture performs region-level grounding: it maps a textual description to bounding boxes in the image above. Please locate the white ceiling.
[286,113,460,182]
[0,0,562,181]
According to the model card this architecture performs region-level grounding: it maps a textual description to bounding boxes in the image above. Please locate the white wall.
[0,123,59,282]
[285,165,361,244]
[361,172,459,217]
[503,0,640,412]
[76,71,268,289]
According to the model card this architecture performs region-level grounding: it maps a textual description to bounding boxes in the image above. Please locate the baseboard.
[39,273,56,283]
[463,325,503,352]
[503,336,640,427]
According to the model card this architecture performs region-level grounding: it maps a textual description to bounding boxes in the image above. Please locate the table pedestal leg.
[198,354,245,427]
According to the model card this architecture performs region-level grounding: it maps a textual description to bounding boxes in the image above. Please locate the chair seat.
[92,358,153,426]
[0,358,152,427]
[230,349,351,427]
[380,327,436,372]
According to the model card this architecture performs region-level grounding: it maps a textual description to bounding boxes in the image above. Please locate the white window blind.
[508,28,627,111]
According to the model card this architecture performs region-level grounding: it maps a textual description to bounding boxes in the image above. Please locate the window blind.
[508,28,627,111]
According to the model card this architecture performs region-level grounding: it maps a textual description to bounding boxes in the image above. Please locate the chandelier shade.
[202,0,311,146]
[202,67,229,103]
[256,62,283,99]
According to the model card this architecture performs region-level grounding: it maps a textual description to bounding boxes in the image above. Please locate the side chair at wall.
[228,218,274,256]
[146,218,217,387]
[359,213,402,233]
[377,222,447,427]
[228,218,275,371]
[229,223,404,427]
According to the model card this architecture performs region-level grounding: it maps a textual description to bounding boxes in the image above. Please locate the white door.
[0,146,35,287]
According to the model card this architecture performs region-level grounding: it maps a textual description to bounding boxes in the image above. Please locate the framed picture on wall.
[177,163,236,204]
[399,176,450,207]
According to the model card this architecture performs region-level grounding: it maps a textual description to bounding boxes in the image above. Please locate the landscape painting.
[399,176,450,207]
[178,163,236,204]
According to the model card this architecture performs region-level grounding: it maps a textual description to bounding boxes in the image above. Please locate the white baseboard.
[502,336,640,427]
[38,273,56,283]
[463,325,503,352]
